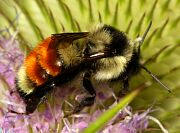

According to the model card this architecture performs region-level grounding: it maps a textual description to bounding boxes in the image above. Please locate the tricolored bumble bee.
[15,22,171,115]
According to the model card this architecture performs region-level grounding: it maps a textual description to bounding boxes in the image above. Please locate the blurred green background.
[0,0,179,132]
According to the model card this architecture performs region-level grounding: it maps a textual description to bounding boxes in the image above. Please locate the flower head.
[0,32,23,89]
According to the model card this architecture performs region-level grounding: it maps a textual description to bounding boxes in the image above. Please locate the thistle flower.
[0,0,179,132]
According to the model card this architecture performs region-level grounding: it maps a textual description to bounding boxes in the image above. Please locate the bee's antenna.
[140,65,172,93]
[138,21,171,93]
[139,21,152,46]
[134,21,152,54]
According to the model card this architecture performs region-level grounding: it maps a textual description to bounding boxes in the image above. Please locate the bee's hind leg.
[65,71,96,117]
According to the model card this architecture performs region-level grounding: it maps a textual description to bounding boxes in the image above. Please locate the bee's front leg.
[65,71,96,117]
[118,76,129,97]
[73,71,96,113]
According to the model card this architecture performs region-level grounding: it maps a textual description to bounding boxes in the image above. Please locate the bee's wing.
[52,32,89,42]
[49,32,89,49]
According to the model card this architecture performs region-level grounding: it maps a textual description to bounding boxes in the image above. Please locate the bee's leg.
[72,71,96,115]
[119,76,129,97]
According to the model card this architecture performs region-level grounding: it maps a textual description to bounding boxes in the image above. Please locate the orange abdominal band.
[25,51,46,86]
[37,37,61,76]
[25,37,61,86]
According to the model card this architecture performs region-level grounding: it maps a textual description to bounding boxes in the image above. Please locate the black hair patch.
[102,25,129,55]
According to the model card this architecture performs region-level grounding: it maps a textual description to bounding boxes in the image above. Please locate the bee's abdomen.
[25,51,46,86]
[25,37,62,86]
[36,37,61,76]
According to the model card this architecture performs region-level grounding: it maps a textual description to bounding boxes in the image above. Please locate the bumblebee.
[15,22,171,115]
